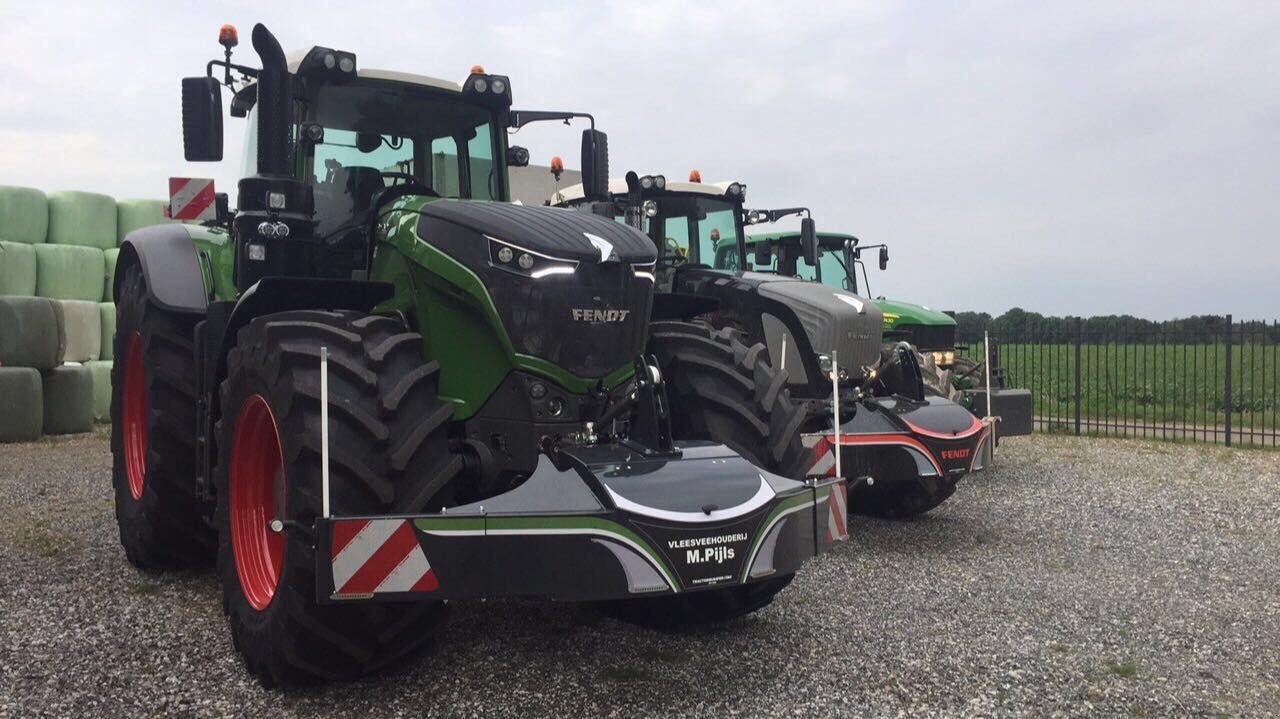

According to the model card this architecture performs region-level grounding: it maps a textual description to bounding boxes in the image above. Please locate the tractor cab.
[552,172,822,292]
[182,24,606,291]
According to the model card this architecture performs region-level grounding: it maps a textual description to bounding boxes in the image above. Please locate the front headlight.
[487,235,577,279]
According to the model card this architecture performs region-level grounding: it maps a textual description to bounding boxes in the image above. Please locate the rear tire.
[648,321,811,479]
[110,263,215,570]
[604,575,794,629]
[215,310,461,688]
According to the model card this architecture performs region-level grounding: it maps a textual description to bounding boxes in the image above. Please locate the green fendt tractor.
[739,230,1031,435]
[553,174,995,519]
[110,24,846,687]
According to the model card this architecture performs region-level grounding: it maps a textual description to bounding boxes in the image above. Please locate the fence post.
[1224,314,1233,448]
[1074,317,1082,436]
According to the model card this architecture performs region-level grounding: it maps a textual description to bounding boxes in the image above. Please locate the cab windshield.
[299,80,503,234]
[644,195,742,269]
[741,237,851,289]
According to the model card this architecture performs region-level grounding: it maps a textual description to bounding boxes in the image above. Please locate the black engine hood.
[419,200,657,264]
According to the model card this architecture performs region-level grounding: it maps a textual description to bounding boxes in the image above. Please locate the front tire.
[215,310,461,687]
[648,321,811,479]
[110,263,215,570]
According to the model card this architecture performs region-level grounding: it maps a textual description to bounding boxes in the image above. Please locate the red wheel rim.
[122,332,148,501]
[230,394,286,611]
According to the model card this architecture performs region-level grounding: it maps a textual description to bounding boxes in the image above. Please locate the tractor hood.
[744,273,885,371]
[872,297,956,330]
[415,200,657,379]
[418,200,657,265]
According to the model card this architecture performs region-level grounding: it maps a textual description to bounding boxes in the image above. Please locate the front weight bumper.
[315,441,847,604]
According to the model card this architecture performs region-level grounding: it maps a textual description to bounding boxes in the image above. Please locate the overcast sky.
[2,1,1276,320]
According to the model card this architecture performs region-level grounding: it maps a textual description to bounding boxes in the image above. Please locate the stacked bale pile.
[0,186,173,441]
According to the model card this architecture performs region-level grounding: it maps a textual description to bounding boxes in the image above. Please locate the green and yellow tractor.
[110,24,847,687]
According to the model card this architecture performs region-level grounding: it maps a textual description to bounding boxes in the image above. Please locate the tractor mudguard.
[115,224,209,314]
[314,441,847,604]
[212,276,395,393]
[805,396,992,482]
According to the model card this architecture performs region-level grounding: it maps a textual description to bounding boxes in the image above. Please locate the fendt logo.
[571,308,631,323]
[941,448,970,460]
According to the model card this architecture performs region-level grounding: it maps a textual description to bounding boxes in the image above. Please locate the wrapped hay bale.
[0,296,64,369]
[0,367,43,442]
[34,243,105,301]
[42,364,95,435]
[0,185,49,245]
[0,240,37,296]
[46,190,117,250]
[99,302,116,361]
[86,359,113,423]
[54,299,102,363]
[116,199,171,244]
[103,247,120,301]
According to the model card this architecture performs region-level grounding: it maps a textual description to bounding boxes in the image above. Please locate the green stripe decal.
[414,514,678,591]
[741,491,818,583]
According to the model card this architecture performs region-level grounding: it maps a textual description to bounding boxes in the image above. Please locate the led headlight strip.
[632,261,656,282]
[486,235,579,279]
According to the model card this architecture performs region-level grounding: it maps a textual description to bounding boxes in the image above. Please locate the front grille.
[487,263,653,378]
[895,324,956,352]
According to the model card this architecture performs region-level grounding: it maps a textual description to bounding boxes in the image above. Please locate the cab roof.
[551,178,743,205]
[284,49,463,92]
[744,230,858,248]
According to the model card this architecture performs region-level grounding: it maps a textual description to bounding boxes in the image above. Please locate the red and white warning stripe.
[330,519,438,596]
[805,434,944,477]
[168,177,216,221]
[825,481,848,543]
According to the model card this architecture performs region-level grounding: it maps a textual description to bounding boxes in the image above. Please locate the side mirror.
[581,129,609,201]
[506,145,530,167]
[879,246,889,270]
[181,77,223,161]
[800,217,819,267]
[755,246,772,266]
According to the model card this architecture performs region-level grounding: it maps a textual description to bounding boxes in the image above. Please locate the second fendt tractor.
[552,174,997,520]
[737,229,1032,428]
[110,24,847,687]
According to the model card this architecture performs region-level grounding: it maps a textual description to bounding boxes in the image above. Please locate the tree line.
[953,308,1279,344]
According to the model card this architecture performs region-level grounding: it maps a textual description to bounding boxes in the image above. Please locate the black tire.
[110,263,215,570]
[847,446,959,519]
[648,321,811,479]
[604,575,794,630]
[214,310,462,688]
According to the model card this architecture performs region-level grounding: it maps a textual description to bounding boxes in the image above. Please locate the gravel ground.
[1,429,1277,718]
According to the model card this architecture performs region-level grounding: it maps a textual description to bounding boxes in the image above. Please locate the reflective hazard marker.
[330,519,439,596]
[168,177,216,221]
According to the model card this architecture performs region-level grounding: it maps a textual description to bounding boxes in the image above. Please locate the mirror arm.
[206,59,260,89]
[509,110,595,129]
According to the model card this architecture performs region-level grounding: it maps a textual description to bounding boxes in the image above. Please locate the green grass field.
[973,342,1279,445]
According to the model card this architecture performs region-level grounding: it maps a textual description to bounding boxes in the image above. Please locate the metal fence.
[959,316,1280,448]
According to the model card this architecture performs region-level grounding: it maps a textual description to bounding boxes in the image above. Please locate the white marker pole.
[984,332,996,464]
[984,332,993,420]
[321,346,331,519]
[831,350,841,479]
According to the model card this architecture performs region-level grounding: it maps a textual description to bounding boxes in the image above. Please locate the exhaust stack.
[251,23,290,177]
